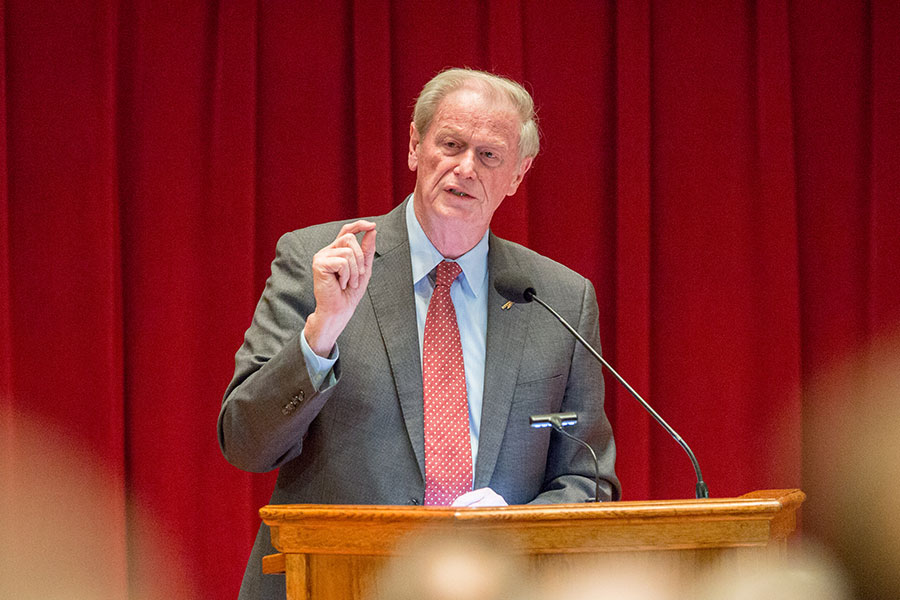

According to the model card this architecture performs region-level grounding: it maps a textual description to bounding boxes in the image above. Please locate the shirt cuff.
[300,327,339,392]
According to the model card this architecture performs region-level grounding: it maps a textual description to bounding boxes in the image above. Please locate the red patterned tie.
[423,261,473,505]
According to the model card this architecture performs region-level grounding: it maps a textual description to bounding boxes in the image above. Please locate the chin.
[417,190,487,233]
[435,202,480,224]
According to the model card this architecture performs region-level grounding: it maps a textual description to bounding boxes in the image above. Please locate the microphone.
[530,413,603,502]
[494,272,536,304]
[529,412,578,428]
[495,273,710,499]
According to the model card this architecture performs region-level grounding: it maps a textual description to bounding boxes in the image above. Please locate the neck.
[430,233,480,260]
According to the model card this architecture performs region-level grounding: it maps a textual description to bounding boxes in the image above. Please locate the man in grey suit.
[219,68,620,599]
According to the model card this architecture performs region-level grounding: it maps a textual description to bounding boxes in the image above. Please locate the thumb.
[361,228,377,270]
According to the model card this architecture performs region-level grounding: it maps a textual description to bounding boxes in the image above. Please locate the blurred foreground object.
[804,333,900,600]
[371,531,526,600]
[375,535,847,600]
[696,543,849,600]
[0,412,195,599]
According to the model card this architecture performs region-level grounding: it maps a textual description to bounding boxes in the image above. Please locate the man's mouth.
[447,188,472,198]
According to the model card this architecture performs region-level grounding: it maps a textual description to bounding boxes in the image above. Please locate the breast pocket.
[511,372,567,414]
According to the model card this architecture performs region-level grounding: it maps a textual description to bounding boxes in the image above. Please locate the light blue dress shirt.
[300,196,489,468]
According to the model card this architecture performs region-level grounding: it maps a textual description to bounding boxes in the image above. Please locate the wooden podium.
[260,489,805,600]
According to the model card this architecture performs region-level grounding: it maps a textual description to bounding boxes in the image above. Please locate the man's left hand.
[451,487,508,507]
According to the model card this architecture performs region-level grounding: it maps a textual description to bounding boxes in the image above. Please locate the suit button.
[282,391,305,415]
[410,498,420,505]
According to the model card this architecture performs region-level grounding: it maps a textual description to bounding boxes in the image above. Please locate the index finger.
[337,220,376,239]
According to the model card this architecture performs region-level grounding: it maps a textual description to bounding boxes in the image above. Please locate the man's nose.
[454,149,477,178]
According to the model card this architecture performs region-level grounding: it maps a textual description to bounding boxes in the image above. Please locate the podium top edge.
[259,488,805,523]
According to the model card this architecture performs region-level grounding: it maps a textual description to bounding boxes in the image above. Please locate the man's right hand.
[304,220,377,357]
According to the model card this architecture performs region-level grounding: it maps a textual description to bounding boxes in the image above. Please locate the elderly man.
[219,68,620,599]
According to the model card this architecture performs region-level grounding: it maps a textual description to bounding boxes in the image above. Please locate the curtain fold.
[613,0,653,499]
[1,2,897,598]
[870,1,900,334]
[1,0,11,409]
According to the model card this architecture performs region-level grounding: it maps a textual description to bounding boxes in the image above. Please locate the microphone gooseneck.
[496,273,709,499]
[530,413,602,502]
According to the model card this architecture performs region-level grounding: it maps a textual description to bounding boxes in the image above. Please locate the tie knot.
[435,261,462,288]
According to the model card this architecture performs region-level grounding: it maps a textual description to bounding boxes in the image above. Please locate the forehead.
[429,87,520,147]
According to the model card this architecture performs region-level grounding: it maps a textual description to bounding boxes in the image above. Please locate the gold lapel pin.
[501,300,514,310]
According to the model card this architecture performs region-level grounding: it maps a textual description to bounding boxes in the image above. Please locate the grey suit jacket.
[218,198,619,599]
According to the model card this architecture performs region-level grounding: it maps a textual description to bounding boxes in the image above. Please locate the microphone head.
[494,271,536,304]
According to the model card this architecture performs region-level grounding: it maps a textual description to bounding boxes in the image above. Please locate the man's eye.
[482,151,501,164]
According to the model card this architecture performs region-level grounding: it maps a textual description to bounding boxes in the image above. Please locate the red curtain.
[1,1,898,598]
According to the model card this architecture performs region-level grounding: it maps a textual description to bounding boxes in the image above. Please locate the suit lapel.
[474,235,530,488]
[366,201,426,479]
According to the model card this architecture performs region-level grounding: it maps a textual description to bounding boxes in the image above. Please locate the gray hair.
[412,68,540,160]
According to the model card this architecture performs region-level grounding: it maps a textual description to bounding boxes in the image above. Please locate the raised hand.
[304,220,376,356]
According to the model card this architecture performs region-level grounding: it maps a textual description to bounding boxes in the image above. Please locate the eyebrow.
[434,127,509,150]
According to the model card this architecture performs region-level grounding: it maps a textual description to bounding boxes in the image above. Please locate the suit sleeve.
[217,231,340,473]
[530,277,621,503]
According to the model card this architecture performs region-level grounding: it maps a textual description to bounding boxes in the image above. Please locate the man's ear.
[408,123,420,172]
[506,156,534,196]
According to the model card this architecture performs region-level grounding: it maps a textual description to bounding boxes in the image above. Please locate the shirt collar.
[405,195,489,297]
